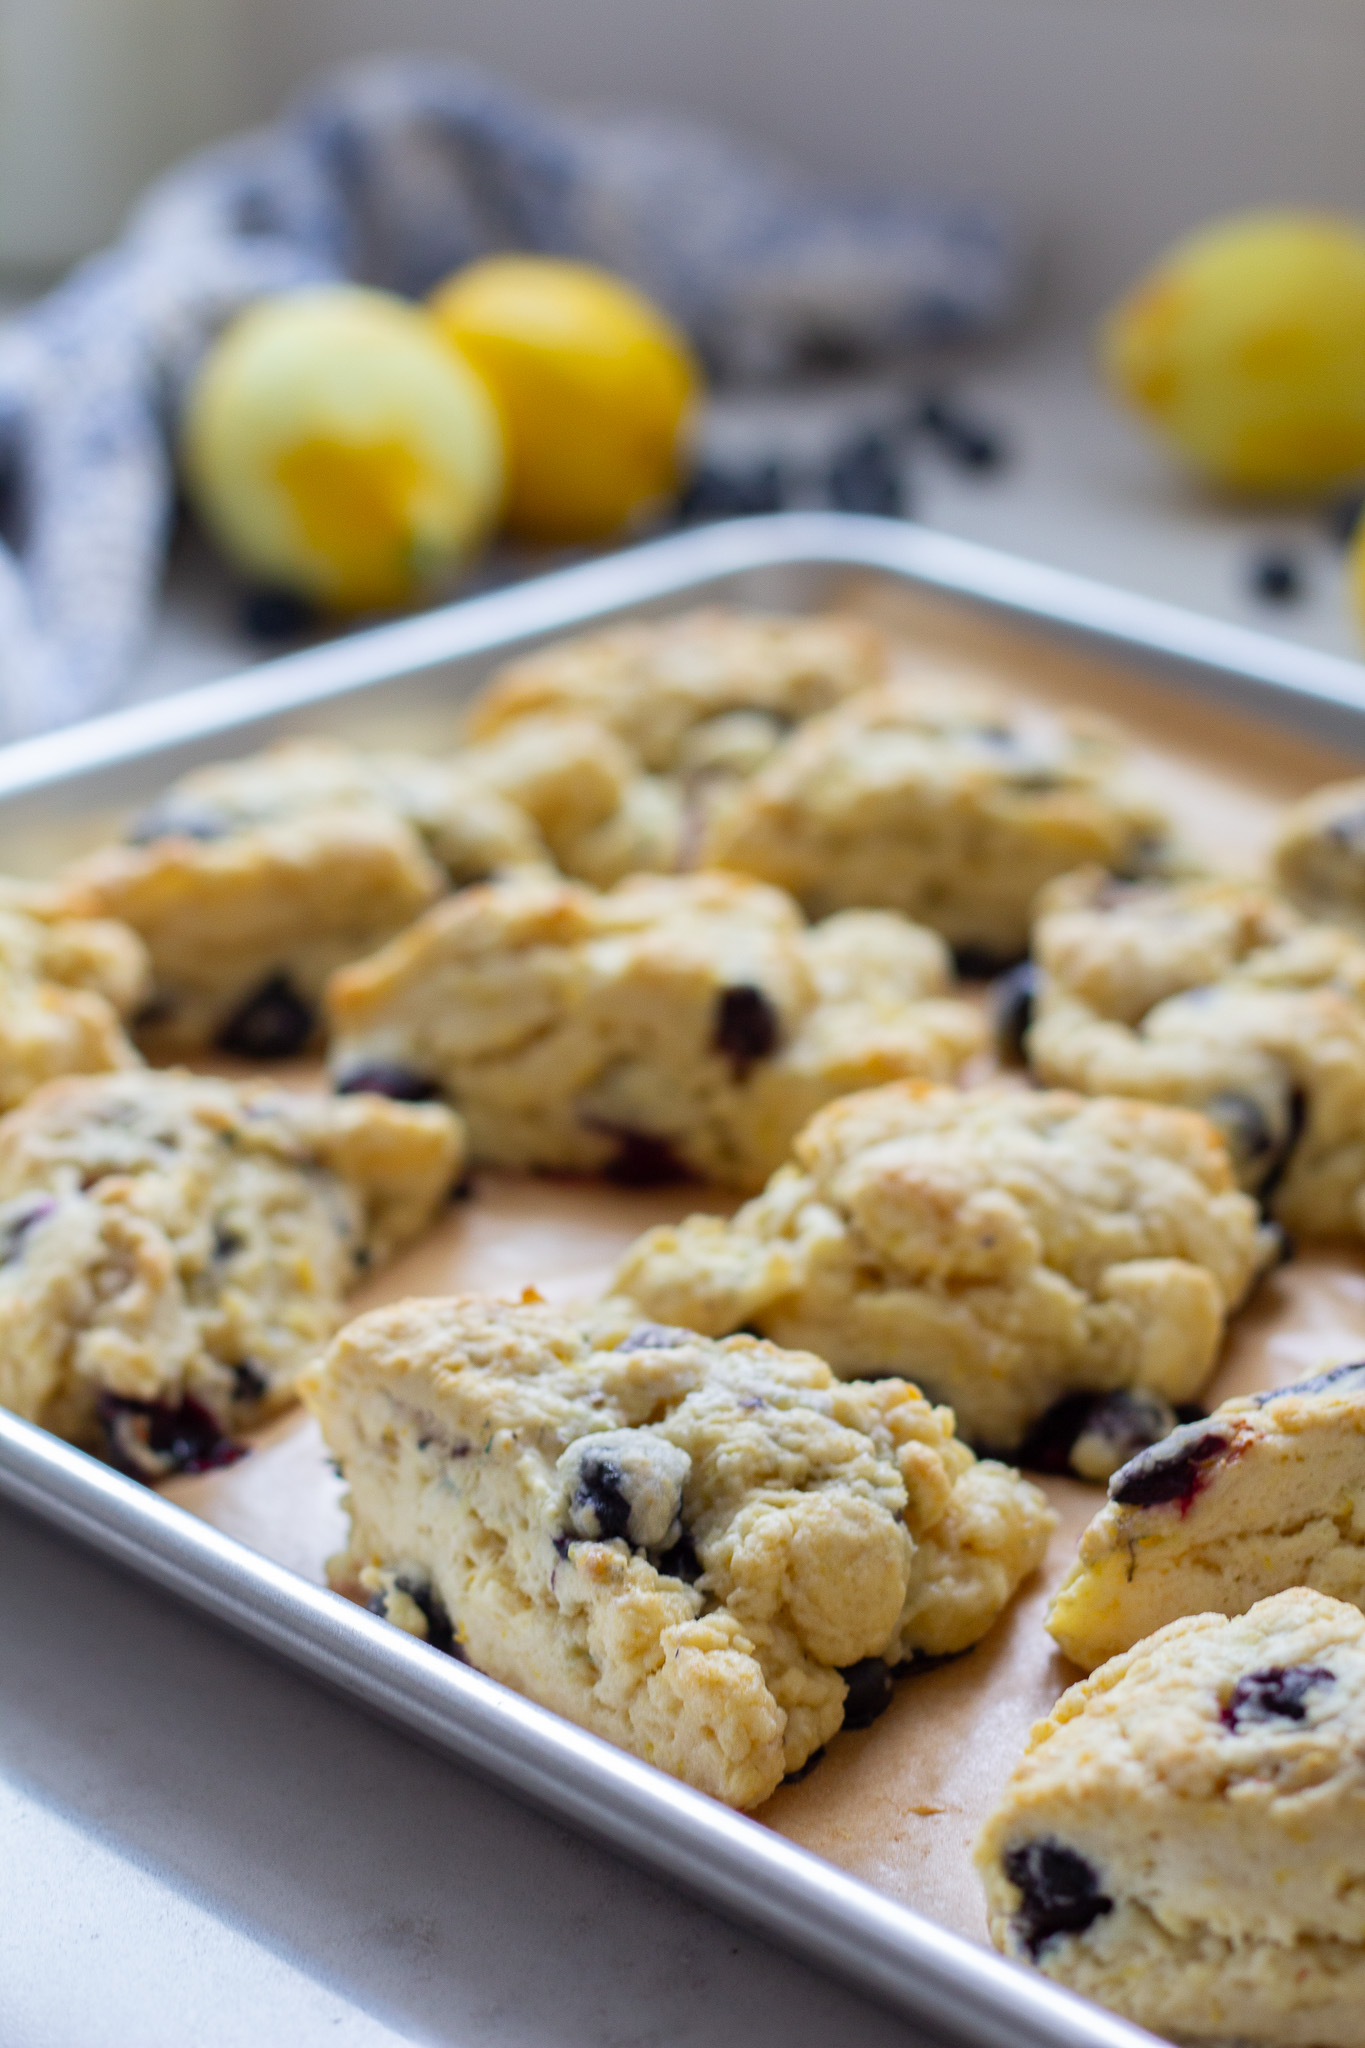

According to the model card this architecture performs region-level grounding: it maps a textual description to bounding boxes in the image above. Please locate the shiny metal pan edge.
[1,511,1364,845]
[0,508,1347,2045]
[0,1407,1161,2048]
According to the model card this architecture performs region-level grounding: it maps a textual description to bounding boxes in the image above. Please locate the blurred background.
[0,0,1362,714]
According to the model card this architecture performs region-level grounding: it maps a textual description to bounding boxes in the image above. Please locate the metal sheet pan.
[2,511,1363,2048]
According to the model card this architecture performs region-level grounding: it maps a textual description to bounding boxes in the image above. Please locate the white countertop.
[6,329,1358,2048]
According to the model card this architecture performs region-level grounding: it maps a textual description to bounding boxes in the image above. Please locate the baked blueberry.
[1002,1841,1112,1956]
[1109,1421,1231,1509]
[215,972,316,1059]
[992,961,1038,1065]
[838,1656,896,1729]
[713,984,780,1075]
[334,1062,442,1102]
[98,1392,246,1481]
[1222,1663,1335,1730]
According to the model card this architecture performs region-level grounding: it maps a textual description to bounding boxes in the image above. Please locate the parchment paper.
[162,583,1365,1950]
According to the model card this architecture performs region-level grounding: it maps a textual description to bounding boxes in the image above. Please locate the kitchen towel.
[0,54,1018,738]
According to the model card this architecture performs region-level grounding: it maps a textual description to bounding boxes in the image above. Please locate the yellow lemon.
[183,284,504,611]
[430,255,700,545]
[1101,210,1365,495]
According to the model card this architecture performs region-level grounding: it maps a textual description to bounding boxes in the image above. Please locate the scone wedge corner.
[612,1079,1276,1461]
[977,1588,1365,2048]
[0,1069,464,1473]
[303,1295,1054,1809]
[1049,1359,1365,1672]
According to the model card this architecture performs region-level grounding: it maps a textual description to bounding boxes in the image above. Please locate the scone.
[1049,1360,1365,1671]
[304,1294,1054,1808]
[976,1588,1365,2047]
[1273,776,1365,935]
[1028,868,1365,1236]
[465,607,887,770]
[462,608,889,887]
[0,882,149,1110]
[611,1080,1274,1457]
[57,738,547,1055]
[701,674,1171,964]
[325,871,987,1190]
[0,1069,463,1472]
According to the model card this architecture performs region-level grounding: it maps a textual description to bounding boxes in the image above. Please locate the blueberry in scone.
[0,881,149,1110]
[325,870,986,1191]
[1048,1360,1365,1670]
[1273,776,1365,934]
[977,1589,1365,2046]
[57,738,550,1055]
[303,1294,1054,1808]
[610,1080,1275,1457]
[1028,868,1365,1237]
[0,1069,463,1474]
[700,671,1171,959]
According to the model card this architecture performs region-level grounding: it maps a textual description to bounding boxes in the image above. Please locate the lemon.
[1101,210,1365,495]
[183,285,504,611]
[430,255,700,545]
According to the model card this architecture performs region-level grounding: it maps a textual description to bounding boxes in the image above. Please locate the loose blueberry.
[992,961,1037,1066]
[1222,1664,1334,1731]
[839,1657,896,1729]
[825,432,906,517]
[677,460,786,523]
[1108,1421,1230,1509]
[216,973,316,1060]
[334,1062,442,1102]
[125,801,230,846]
[98,1393,246,1481]
[918,396,1007,473]
[1249,550,1304,604]
[1326,489,1365,548]
[241,586,318,641]
[622,1324,695,1350]
[713,984,781,1076]
[1002,1841,1112,1957]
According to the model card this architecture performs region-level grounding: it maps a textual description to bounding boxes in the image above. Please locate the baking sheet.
[162,574,1365,1957]
[3,516,1365,2048]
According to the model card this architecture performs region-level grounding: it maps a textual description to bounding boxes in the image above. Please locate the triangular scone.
[612,1080,1275,1453]
[303,1295,1054,1809]
[1049,1361,1365,1671]
[0,1069,463,1471]
[977,1589,1365,2047]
